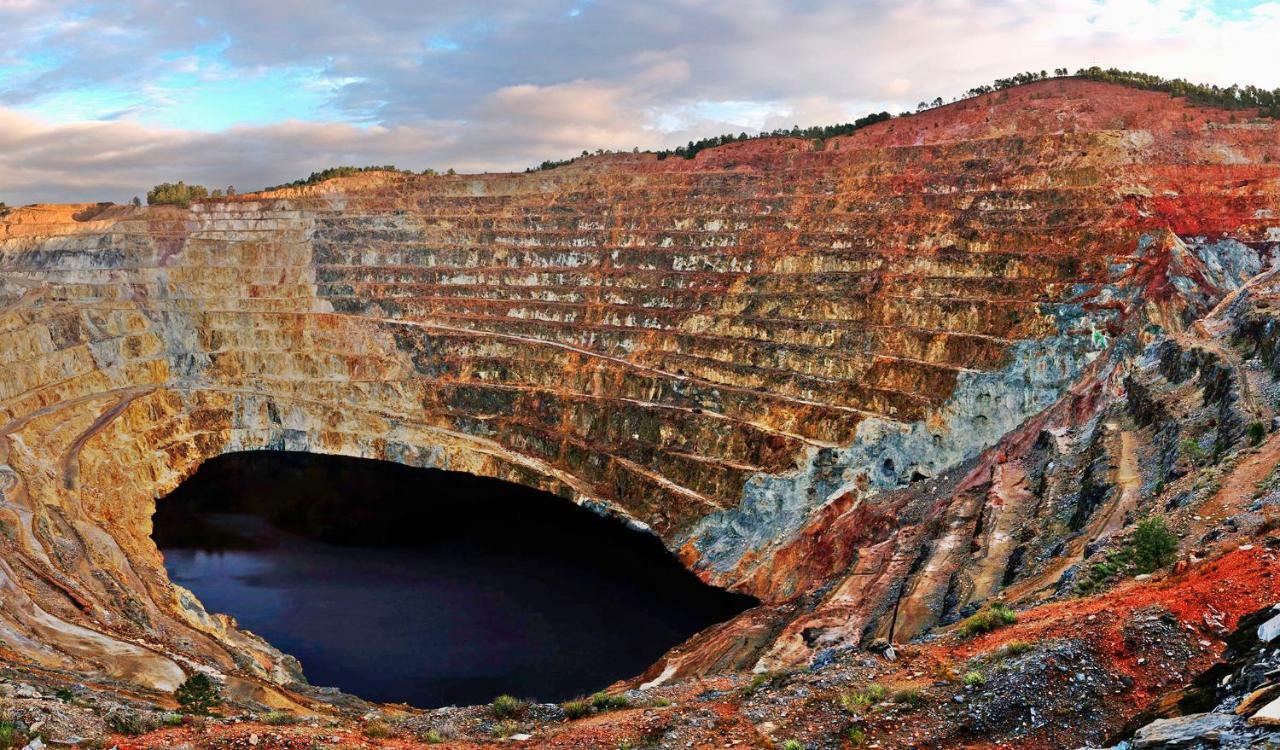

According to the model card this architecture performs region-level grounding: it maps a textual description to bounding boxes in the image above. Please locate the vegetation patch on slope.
[1076,66,1280,117]
[263,164,456,191]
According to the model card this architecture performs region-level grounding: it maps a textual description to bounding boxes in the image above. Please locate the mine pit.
[152,451,755,708]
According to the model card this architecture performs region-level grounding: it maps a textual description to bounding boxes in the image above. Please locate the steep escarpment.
[1,77,1279,745]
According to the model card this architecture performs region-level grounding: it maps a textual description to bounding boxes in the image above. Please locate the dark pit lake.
[153,451,754,708]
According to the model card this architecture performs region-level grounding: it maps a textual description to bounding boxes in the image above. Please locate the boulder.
[1248,696,1280,727]
[1132,713,1242,748]
[1256,613,1280,644]
[1236,683,1280,716]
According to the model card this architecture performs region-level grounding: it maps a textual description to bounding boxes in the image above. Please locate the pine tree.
[174,673,222,714]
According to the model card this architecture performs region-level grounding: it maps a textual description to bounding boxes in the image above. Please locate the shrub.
[0,719,29,750]
[418,728,444,744]
[1130,517,1179,574]
[1075,543,1138,594]
[562,699,591,720]
[1247,421,1267,446]
[590,691,630,711]
[175,673,221,714]
[892,687,924,707]
[262,711,299,725]
[963,671,986,687]
[490,720,520,738]
[1180,437,1206,464]
[838,683,887,712]
[146,182,210,208]
[742,669,791,695]
[105,709,163,736]
[362,719,395,739]
[1076,517,1179,594]
[781,741,805,750]
[998,640,1033,658]
[491,694,525,718]
[959,603,1018,637]
[847,726,867,746]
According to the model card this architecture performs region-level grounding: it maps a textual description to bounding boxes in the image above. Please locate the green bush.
[174,673,221,714]
[781,741,805,750]
[491,694,525,718]
[562,699,591,720]
[1180,438,1207,464]
[847,726,868,746]
[363,719,395,739]
[490,720,520,738]
[419,728,444,744]
[1247,421,1267,446]
[963,671,986,687]
[1130,517,1179,573]
[0,719,29,750]
[1076,540,1142,594]
[146,182,210,208]
[958,603,1018,637]
[892,687,924,707]
[262,711,299,725]
[742,669,790,695]
[590,691,630,711]
[998,640,1032,658]
[838,683,887,712]
[1076,517,1179,594]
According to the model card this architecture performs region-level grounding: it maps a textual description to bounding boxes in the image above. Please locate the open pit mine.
[3,77,1280,749]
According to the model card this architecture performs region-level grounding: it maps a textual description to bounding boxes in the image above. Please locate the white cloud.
[2,0,1279,203]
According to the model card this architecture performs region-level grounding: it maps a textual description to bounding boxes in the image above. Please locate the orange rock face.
[0,78,1278,737]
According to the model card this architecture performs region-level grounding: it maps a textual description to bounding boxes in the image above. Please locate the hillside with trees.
[531,67,1279,172]
[146,182,236,207]
[264,165,432,191]
[1075,66,1280,117]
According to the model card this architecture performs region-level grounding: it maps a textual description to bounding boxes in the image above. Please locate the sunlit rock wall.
[1,78,1277,697]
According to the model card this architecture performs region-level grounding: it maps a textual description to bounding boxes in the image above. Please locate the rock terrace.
[1,77,1279,747]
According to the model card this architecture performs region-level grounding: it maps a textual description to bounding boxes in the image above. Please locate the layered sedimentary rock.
[1,78,1278,711]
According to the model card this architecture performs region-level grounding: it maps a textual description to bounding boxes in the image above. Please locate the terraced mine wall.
[0,78,1278,706]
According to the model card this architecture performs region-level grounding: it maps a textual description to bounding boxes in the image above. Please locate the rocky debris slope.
[0,77,1278,746]
[1122,603,1280,749]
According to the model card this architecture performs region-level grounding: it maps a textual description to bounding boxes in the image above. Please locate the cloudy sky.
[1,0,1279,204]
